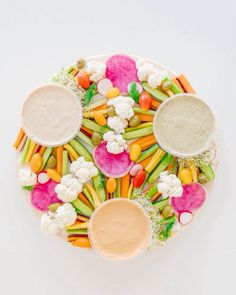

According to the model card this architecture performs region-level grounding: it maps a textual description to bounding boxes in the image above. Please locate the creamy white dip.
[154,94,215,157]
[22,84,82,146]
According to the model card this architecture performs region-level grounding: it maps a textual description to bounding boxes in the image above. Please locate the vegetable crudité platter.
[13,54,216,257]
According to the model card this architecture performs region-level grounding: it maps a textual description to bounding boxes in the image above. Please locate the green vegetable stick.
[69,139,93,162]
[153,197,170,210]
[62,150,68,176]
[164,77,182,94]
[93,174,106,202]
[76,131,94,148]
[82,187,95,207]
[133,107,156,116]
[66,229,88,235]
[198,161,215,181]
[142,82,168,102]
[136,144,159,163]
[71,198,93,217]
[115,178,121,198]
[41,147,53,169]
[146,185,158,199]
[82,119,110,134]
[148,154,173,184]
[123,126,153,140]
[18,138,31,164]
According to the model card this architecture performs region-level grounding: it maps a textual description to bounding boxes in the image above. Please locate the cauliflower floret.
[40,212,62,235]
[55,203,77,227]
[115,102,134,120]
[86,60,106,82]
[70,157,98,183]
[103,131,116,142]
[137,62,155,81]
[55,174,82,202]
[148,70,169,88]
[157,171,183,198]
[103,131,127,154]
[18,167,37,187]
[136,58,146,69]
[107,116,128,134]
[106,141,124,154]
[107,95,134,107]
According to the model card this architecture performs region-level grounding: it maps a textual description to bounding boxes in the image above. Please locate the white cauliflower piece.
[136,58,146,69]
[103,131,127,154]
[40,212,62,235]
[106,141,124,154]
[107,116,128,134]
[157,171,183,198]
[148,70,169,88]
[70,157,98,183]
[55,174,82,202]
[103,131,116,142]
[55,203,77,227]
[18,167,37,187]
[86,60,106,82]
[137,62,155,81]
[107,95,134,107]
[115,102,134,120]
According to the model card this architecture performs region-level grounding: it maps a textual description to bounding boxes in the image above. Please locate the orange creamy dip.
[89,199,152,260]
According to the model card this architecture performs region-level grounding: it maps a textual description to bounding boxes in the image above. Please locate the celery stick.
[66,65,74,74]
[62,150,68,176]
[198,161,215,181]
[82,187,94,207]
[115,178,121,197]
[142,82,168,102]
[66,229,88,235]
[164,77,182,94]
[123,126,153,140]
[160,214,177,225]
[153,197,169,210]
[18,138,31,164]
[146,185,158,199]
[136,144,159,163]
[148,154,173,184]
[69,139,93,162]
[125,122,153,132]
[93,174,106,202]
[82,119,110,134]
[76,131,94,148]
[41,147,52,169]
[71,198,93,217]
[133,107,155,116]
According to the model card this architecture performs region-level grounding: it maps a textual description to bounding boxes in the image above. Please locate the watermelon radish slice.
[171,183,206,213]
[97,78,113,96]
[31,179,61,211]
[105,55,139,94]
[93,141,133,178]
[179,211,193,225]
[37,171,50,184]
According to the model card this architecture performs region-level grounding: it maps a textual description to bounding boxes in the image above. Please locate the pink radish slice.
[171,183,206,213]
[31,180,61,211]
[127,82,143,94]
[93,141,133,178]
[130,164,143,176]
[179,211,193,225]
[97,78,113,96]
[105,55,139,94]
[37,171,50,184]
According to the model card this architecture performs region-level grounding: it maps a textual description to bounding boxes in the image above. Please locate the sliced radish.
[179,211,193,225]
[130,164,143,176]
[127,82,143,94]
[37,171,50,184]
[97,78,113,96]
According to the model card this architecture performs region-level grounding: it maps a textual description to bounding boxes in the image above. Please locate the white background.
[0,0,235,294]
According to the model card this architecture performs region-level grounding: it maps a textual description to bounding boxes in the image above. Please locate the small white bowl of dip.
[88,198,152,260]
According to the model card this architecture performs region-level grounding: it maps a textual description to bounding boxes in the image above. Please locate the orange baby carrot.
[13,128,25,149]
[77,215,89,222]
[81,126,93,136]
[137,114,154,122]
[130,134,155,148]
[17,135,27,152]
[139,154,153,168]
[78,193,94,209]
[39,146,46,156]
[93,104,107,111]
[177,74,196,94]
[151,99,161,110]
[56,146,63,174]
[172,77,184,92]
[121,174,130,198]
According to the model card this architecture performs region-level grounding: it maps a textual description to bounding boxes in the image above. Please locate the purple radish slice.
[127,82,143,94]
[105,55,139,94]
[171,183,206,213]
[97,78,113,96]
[93,141,133,178]
[37,171,50,184]
[179,211,193,225]
[130,164,143,176]
[31,179,61,211]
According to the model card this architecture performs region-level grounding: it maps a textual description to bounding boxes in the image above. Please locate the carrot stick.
[138,114,154,122]
[71,68,79,77]
[177,74,196,94]
[81,126,93,136]
[33,144,41,155]
[93,104,107,111]
[130,134,155,148]
[13,128,25,149]
[64,144,79,160]
[139,154,153,168]
[56,146,63,174]
[172,77,184,92]
[17,135,27,152]
[121,174,130,198]
[151,99,161,110]
[151,192,162,203]
[140,138,157,150]
[39,146,46,156]
[78,193,94,209]
[25,141,37,163]
[77,215,89,222]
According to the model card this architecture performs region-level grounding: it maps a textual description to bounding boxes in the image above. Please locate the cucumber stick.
[76,131,94,148]
[142,82,168,102]
[145,148,166,173]
[136,144,159,163]
[198,161,215,181]
[62,150,68,176]
[93,174,106,202]
[125,122,153,132]
[123,126,153,140]
[133,107,155,116]
[82,187,94,207]
[41,147,53,169]
[146,185,158,199]
[82,119,110,134]
[66,229,88,235]
[69,139,93,162]
[71,198,93,217]
[148,154,173,184]
[164,77,182,94]
[115,178,121,197]
[18,138,31,164]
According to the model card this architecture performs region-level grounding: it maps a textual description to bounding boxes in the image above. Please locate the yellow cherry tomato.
[30,153,43,173]
[106,87,120,98]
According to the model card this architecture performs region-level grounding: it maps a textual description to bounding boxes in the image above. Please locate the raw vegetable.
[128,115,141,127]
[148,154,173,184]
[107,106,116,117]
[171,183,206,213]
[130,164,143,176]
[91,132,102,146]
[136,144,159,163]
[164,77,182,94]
[63,144,79,160]
[93,173,106,202]
[25,141,37,163]
[84,98,107,111]
[47,169,61,183]
[77,215,89,222]
[56,146,63,174]
[177,74,196,93]
[126,122,153,132]
[84,83,97,106]
[76,58,86,69]
[115,178,121,197]
[139,92,152,111]
[18,138,31,164]
[105,55,138,94]
[41,147,53,169]
[106,177,117,193]
[17,134,27,152]
[46,155,57,169]
[97,78,113,96]
[77,131,94,148]
[106,87,120,98]
[133,107,155,116]
[13,128,25,149]
[48,202,62,212]
[128,82,140,103]
[133,170,146,188]
[142,82,168,102]
[39,146,46,156]
[82,119,110,134]
[37,171,50,184]
[62,150,68,176]
[130,134,156,150]
[75,72,90,89]
[179,167,192,184]
[172,77,184,92]
[127,182,133,198]
[66,229,88,235]
[179,211,193,225]
[72,198,93,217]
[93,141,133,178]
[30,153,43,173]
[137,114,154,122]
[154,198,169,210]
[198,173,208,184]
[69,237,91,248]
[130,144,141,161]
[162,204,174,218]
[82,187,94,207]
[78,193,93,209]
[123,126,153,140]
[188,161,198,183]
[151,99,161,110]
[139,155,153,169]
[158,215,177,241]
[198,161,215,181]
[145,148,166,173]
[67,221,88,230]
[94,111,107,126]
[127,82,142,94]
[69,139,93,162]
[146,185,158,199]
[85,183,101,208]
[121,174,130,197]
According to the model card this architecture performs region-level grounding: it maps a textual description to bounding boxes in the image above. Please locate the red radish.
[171,183,206,213]
[139,92,152,111]
[133,170,146,188]
[97,78,113,96]
[31,180,61,211]
[179,211,193,225]
[105,55,139,94]
[93,141,133,178]
[130,164,143,176]
[127,82,143,94]
[75,72,90,89]
[37,171,50,184]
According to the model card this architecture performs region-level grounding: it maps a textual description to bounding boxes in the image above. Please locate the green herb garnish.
[84,84,97,106]
[22,185,34,191]
[128,82,140,103]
